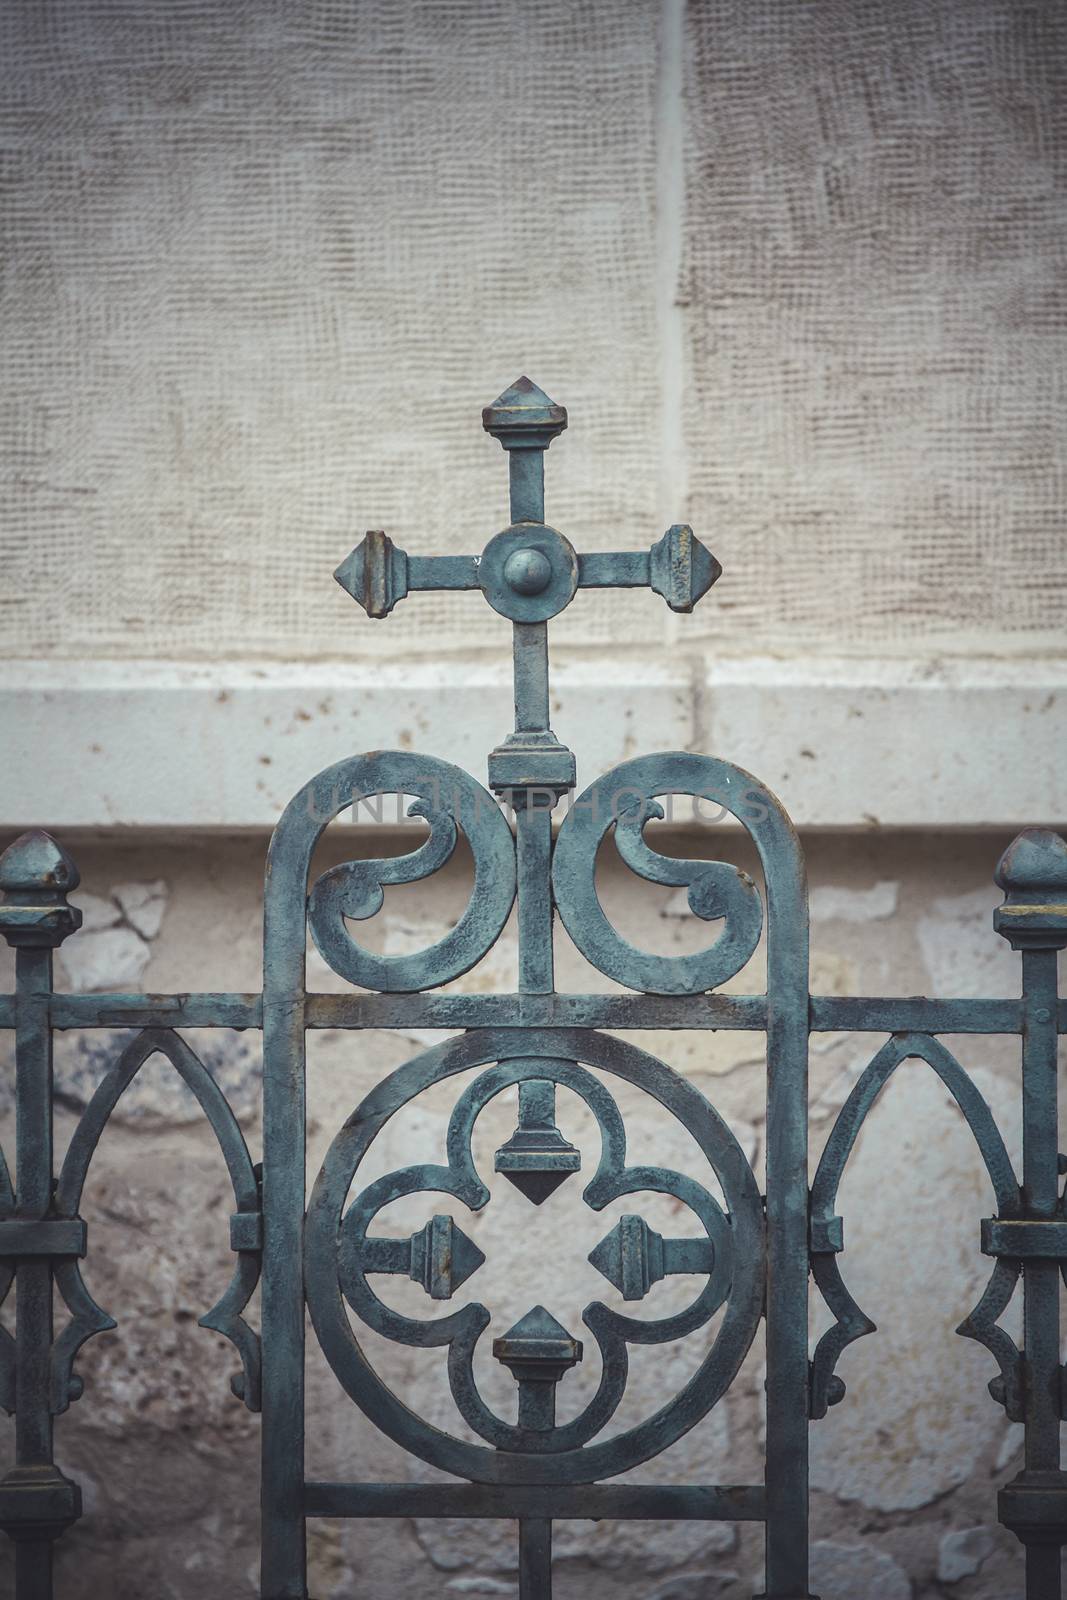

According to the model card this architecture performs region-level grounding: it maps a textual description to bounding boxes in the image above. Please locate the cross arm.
[333,534,479,619]
[578,526,722,613]
[335,523,720,619]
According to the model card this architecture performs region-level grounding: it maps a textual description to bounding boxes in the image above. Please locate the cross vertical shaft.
[482,380,574,997]
[509,448,545,526]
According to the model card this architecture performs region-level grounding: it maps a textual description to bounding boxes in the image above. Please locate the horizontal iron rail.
[303,1482,767,1522]
[0,992,1054,1034]
[24,993,262,1030]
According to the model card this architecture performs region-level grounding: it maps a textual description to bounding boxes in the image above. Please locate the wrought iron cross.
[334,375,721,791]
[333,375,722,1005]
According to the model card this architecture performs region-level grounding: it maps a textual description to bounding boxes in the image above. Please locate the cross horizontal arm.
[580,527,722,612]
[334,534,480,618]
[577,551,649,587]
[408,555,480,591]
[336,525,721,618]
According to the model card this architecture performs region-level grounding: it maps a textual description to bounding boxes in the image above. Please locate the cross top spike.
[334,376,722,624]
[481,374,568,452]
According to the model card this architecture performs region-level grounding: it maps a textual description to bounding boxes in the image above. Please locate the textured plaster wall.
[0,831,1051,1598]
[1,0,1065,660]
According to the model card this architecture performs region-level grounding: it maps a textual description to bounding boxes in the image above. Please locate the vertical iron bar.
[513,625,550,733]
[517,1382,555,1431]
[762,858,812,1598]
[509,404,550,739]
[1021,948,1059,1468]
[1025,1546,1062,1600]
[1021,947,1061,1600]
[261,846,309,1598]
[516,801,554,994]
[509,395,556,1600]
[518,1079,556,1130]
[518,1517,552,1600]
[509,450,544,525]
[14,949,53,1221]
[509,434,555,994]
[0,834,83,1595]
[15,1542,53,1600]
[506,421,556,998]
[993,831,1067,1593]
[14,947,55,1600]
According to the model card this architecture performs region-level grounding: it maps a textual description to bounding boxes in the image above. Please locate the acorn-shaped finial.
[993,828,1067,950]
[0,830,83,948]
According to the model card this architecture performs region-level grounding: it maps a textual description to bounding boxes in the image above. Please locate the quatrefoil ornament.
[305,1029,763,1484]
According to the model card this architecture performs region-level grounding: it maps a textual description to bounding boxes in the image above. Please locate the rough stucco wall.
[0,832,1046,1599]
[683,0,1067,656]
[0,0,665,659]
[1,0,1065,662]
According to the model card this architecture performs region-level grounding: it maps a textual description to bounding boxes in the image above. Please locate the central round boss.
[478,523,579,621]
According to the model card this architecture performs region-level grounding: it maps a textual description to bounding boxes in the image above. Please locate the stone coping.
[1,656,1064,831]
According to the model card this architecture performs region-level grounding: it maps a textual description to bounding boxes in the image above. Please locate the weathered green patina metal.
[0,378,1064,1598]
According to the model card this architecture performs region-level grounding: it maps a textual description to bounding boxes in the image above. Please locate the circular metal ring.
[478,523,579,622]
[304,1027,764,1486]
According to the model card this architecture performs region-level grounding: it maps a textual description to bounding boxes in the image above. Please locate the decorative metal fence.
[0,378,1064,1600]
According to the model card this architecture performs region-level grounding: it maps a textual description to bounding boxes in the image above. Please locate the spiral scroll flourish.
[552,753,765,994]
[809,1032,1023,1421]
[305,1027,764,1486]
[306,753,516,992]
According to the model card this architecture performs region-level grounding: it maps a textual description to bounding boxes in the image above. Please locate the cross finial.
[333,376,724,848]
[333,377,722,623]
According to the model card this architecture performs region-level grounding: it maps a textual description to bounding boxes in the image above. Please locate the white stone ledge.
[0,657,1063,832]
[703,656,1067,832]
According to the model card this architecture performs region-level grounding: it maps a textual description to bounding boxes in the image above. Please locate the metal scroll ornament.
[306,753,516,991]
[552,753,764,994]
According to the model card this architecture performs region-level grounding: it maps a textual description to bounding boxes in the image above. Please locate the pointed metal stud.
[993,828,1067,951]
[493,1304,583,1430]
[0,830,82,949]
[648,524,722,613]
[494,1077,581,1205]
[334,529,410,618]
[589,1214,716,1300]
[482,376,568,453]
[359,1214,485,1301]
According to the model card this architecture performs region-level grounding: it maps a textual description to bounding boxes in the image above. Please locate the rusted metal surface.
[0,380,1064,1597]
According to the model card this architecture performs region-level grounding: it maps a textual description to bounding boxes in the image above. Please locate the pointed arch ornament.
[0,381,1064,1599]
